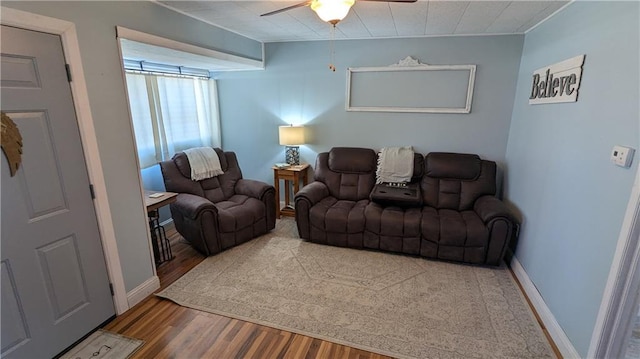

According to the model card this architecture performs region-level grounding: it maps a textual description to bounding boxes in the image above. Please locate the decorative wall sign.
[529,55,585,105]
[346,56,476,114]
[1,112,23,177]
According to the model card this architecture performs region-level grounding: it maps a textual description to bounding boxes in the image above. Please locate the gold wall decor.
[1,112,23,177]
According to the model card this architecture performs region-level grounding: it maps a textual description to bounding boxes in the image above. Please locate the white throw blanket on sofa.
[376,146,414,184]
[184,147,224,181]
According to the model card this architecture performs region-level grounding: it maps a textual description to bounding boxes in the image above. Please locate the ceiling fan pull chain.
[328,24,336,72]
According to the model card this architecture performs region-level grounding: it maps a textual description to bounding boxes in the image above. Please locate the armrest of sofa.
[295,181,329,206]
[172,193,218,220]
[294,181,330,240]
[169,193,221,256]
[235,179,275,200]
[235,178,276,231]
[474,195,518,266]
[474,195,516,224]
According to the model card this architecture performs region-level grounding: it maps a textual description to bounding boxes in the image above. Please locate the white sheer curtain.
[125,72,221,169]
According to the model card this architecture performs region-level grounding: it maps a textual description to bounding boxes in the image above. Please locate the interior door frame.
[589,167,640,358]
[0,7,129,315]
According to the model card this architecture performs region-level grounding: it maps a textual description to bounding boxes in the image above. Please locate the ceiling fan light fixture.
[310,0,355,24]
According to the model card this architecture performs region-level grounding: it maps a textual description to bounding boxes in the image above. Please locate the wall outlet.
[611,145,635,168]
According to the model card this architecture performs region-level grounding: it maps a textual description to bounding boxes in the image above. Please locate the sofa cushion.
[420,207,489,264]
[170,149,241,202]
[315,150,376,201]
[328,147,377,173]
[199,177,226,203]
[309,197,368,233]
[365,204,421,237]
[215,195,265,233]
[364,203,421,254]
[422,155,497,211]
[426,152,481,180]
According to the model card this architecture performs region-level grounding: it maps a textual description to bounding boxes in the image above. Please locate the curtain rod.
[123,58,210,79]
[124,69,210,80]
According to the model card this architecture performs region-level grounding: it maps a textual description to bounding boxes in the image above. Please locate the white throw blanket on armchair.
[376,146,414,184]
[183,147,224,181]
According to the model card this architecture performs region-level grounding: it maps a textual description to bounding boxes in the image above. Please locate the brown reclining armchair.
[160,148,276,256]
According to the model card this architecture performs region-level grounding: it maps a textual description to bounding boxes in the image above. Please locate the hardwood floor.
[104,227,392,358]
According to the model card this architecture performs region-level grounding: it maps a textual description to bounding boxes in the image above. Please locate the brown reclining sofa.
[294,147,517,266]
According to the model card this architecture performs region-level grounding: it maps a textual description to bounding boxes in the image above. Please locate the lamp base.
[285,146,300,165]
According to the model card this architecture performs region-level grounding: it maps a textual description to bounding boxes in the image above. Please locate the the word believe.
[529,55,585,105]
[530,69,577,99]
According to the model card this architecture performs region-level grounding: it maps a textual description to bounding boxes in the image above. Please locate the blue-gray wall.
[2,1,262,292]
[217,35,524,186]
[504,2,639,356]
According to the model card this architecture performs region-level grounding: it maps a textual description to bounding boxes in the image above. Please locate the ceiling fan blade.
[260,1,312,17]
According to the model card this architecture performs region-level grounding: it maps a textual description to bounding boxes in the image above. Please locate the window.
[125,72,221,169]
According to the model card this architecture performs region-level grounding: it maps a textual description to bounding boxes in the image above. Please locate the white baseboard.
[126,275,160,308]
[159,218,174,227]
[511,256,581,358]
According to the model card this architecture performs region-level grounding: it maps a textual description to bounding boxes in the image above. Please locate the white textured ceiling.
[157,1,569,42]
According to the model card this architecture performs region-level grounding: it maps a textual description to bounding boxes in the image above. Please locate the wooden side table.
[273,164,309,218]
[144,191,178,266]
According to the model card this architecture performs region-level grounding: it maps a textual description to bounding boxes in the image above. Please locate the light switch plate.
[611,145,635,168]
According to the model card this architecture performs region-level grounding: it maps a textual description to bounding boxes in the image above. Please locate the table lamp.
[278,125,305,165]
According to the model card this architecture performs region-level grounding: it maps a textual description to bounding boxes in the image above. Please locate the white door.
[1,25,115,358]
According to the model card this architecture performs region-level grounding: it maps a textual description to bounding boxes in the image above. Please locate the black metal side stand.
[148,209,173,266]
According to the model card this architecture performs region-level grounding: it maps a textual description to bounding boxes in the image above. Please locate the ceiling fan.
[262,0,417,72]
[261,0,417,25]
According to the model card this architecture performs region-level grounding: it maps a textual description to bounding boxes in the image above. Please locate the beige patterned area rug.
[157,220,553,359]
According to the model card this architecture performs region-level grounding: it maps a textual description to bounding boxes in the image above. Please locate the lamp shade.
[310,0,355,23]
[279,126,305,146]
